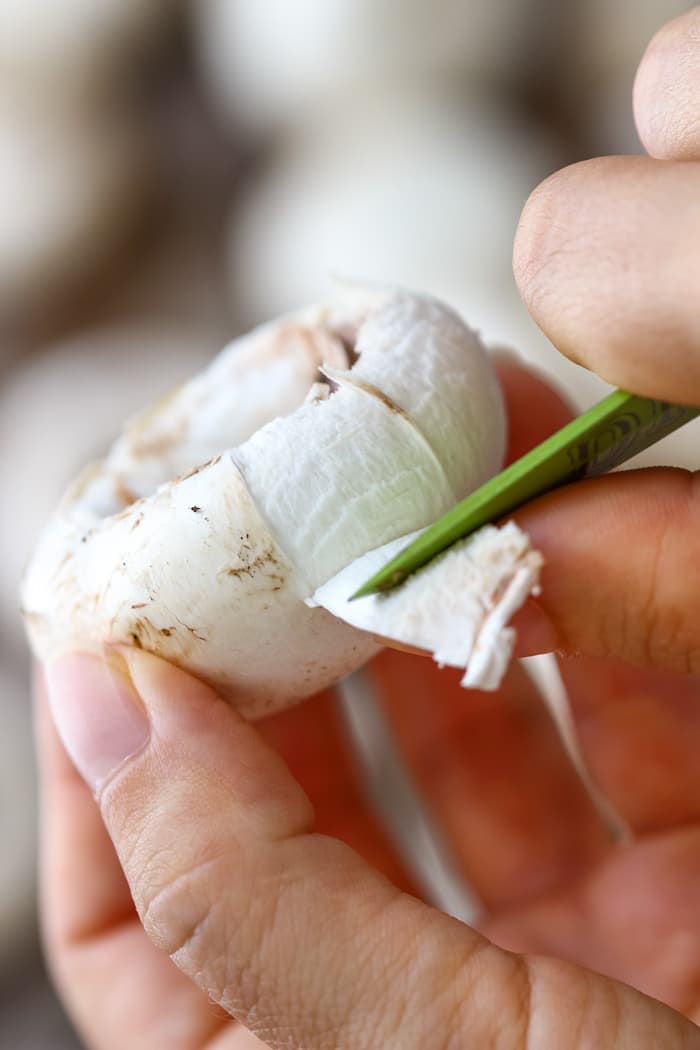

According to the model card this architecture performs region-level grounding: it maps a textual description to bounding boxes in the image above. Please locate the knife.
[351,390,699,599]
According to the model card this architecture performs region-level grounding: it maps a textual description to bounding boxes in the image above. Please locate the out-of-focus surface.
[0,3,695,1046]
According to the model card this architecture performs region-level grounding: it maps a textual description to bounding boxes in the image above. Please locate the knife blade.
[351,390,699,599]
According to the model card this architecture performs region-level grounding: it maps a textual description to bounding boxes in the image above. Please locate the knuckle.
[132,840,292,1020]
[448,944,532,1050]
[138,853,228,960]
[137,849,259,1008]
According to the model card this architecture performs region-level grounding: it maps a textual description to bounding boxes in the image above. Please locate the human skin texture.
[38,7,700,1049]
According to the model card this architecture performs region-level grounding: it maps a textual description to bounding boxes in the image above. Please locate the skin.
[37,8,700,1048]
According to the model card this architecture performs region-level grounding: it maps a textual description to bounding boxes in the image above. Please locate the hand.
[37,7,700,1049]
[37,356,700,1049]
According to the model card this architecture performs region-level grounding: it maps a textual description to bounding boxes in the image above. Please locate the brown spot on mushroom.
[184,624,207,642]
[114,480,138,507]
[335,327,360,366]
[218,544,287,590]
[178,463,203,482]
[112,497,145,524]
[343,376,410,419]
[273,320,360,383]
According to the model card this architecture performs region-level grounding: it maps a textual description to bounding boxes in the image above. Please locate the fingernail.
[45,651,150,793]
[511,597,562,657]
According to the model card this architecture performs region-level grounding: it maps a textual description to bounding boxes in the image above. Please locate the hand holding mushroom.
[36,9,700,1048]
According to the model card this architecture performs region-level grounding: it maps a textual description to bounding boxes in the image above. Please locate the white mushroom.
[0,0,177,105]
[22,287,542,719]
[194,0,550,136]
[0,323,213,648]
[224,93,599,406]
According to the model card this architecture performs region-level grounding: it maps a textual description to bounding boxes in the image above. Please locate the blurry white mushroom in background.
[0,0,180,107]
[0,663,36,978]
[226,92,605,407]
[0,0,184,330]
[0,325,211,650]
[0,101,153,325]
[193,0,549,137]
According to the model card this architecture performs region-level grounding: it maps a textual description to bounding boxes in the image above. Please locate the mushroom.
[0,102,151,322]
[21,286,542,718]
[194,0,549,136]
[0,0,177,104]
[224,94,579,387]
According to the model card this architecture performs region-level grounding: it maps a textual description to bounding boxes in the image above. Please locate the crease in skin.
[21,285,542,717]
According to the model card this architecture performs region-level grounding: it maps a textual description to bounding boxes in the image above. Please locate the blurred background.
[0,2,697,1045]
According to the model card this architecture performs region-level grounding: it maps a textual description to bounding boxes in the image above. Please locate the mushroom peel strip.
[21,286,540,719]
[311,521,544,692]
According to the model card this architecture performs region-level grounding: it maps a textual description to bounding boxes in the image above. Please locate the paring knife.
[351,390,699,598]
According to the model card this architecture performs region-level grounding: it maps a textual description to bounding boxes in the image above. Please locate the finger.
[364,650,610,911]
[557,654,700,835]
[483,826,700,1021]
[35,670,135,959]
[43,649,695,1048]
[35,672,235,1050]
[634,6,700,160]
[366,362,609,910]
[513,155,700,402]
[512,466,700,677]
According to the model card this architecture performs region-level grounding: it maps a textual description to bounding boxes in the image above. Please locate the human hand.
[37,7,700,1048]
[37,356,700,1049]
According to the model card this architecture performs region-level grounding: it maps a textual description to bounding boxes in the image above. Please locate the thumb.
[45,649,696,1049]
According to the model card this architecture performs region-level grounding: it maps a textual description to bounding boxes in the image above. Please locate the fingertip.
[633,7,700,161]
[511,596,562,659]
[512,152,700,403]
[512,166,564,314]
[512,157,633,320]
[512,158,621,376]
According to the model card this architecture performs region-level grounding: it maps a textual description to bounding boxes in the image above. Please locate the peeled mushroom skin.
[22,286,543,719]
